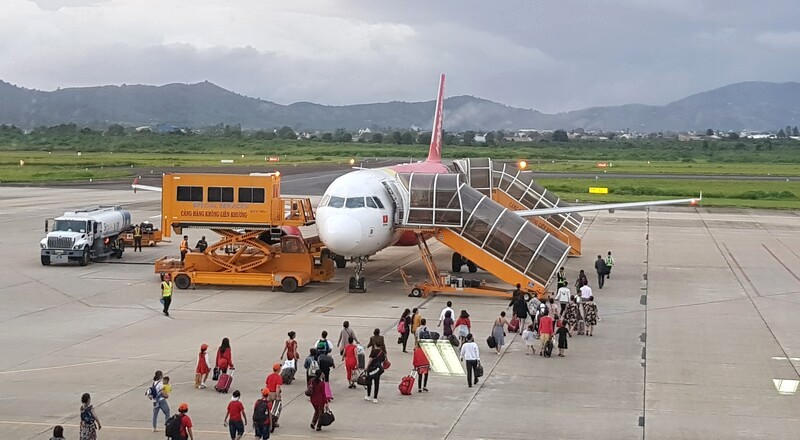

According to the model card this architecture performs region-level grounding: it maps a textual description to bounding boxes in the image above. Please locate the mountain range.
[0,79,798,132]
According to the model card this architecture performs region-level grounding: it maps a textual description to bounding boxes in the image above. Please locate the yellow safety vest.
[161,281,173,297]
[180,240,188,251]
[133,226,142,238]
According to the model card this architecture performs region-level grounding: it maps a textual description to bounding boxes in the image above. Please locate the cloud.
[756,31,800,50]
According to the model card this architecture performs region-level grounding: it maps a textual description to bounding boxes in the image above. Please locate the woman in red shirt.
[216,337,234,373]
[343,336,358,388]
[195,343,210,389]
[280,331,299,363]
[308,370,329,431]
[412,346,430,392]
[454,310,472,344]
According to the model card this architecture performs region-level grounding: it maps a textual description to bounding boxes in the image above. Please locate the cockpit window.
[345,197,366,209]
[329,196,345,208]
[372,197,385,209]
[366,197,377,208]
[319,195,331,207]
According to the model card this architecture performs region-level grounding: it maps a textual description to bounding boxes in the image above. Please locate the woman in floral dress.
[79,393,101,440]
[583,296,598,336]
[563,296,580,334]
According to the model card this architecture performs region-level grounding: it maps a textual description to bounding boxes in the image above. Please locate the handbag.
[212,367,220,381]
[305,381,314,397]
[356,371,369,386]
[475,362,484,378]
[382,359,391,370]
[319,405,335,426]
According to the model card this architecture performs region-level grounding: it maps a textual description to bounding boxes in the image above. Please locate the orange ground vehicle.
[154,172,334,292]
[121,222,163,247]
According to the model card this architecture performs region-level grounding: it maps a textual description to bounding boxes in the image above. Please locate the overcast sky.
[2,0,799,112]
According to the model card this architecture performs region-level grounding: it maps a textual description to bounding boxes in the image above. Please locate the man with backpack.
[317,351,335,382]
[165,402,193,440]
[304,348,320,382]
[315,331,332,358]
[252,389,271,439]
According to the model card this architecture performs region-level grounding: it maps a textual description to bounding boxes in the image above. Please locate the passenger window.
[346,197,366,209]
[208,187,234,202]
[372,197,385,209]
[329,196,345,208]
[366,197,377,208]
[177,186,203,202]
[239,187,265,203]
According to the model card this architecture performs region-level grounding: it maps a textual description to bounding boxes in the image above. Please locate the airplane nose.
[319,215,362,255]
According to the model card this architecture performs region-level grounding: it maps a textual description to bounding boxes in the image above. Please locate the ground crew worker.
[161,274,173,317]
[557,267,568,289]
[605,251,614,278]
[195,236,208,253]
[180,235,189,262]
[133,224,143,252]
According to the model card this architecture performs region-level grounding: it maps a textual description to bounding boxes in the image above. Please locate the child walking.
[522,324,537,355]
[555,320,571,357]
[195,343,210,389]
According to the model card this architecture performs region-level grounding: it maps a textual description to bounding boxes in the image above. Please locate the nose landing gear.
[348,257,367,292]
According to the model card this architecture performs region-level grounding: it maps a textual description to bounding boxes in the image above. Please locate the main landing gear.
[348,257,367,293]
[451,252,477,273]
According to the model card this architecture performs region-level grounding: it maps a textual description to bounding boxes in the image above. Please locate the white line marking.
[0,359,119,375]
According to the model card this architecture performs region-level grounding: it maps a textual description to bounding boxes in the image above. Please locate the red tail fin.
[426,73,445,163]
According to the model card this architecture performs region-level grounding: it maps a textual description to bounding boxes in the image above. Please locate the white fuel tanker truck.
[40,206,132,266]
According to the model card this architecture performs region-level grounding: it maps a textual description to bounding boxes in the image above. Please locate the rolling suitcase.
[543,339,554,358]
[398,371,416,395]
[507,318,520,333]
[269,399,282,433]
[215,372,233,393]
[324,381,333,401]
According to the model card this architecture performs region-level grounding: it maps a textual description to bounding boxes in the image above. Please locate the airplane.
[315,74,701,292]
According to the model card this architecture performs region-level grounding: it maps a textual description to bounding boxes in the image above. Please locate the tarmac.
[1,174,799,440]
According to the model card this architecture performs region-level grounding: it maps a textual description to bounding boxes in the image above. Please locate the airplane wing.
[131,177,162,193]
[515,193,701,217]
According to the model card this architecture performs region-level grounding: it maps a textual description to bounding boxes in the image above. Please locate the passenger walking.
[51,425,65,440]
[180,235,189,262]
[398,309,412,353]
[161,274,173,317]
[579,282,593,317]
[252,390,271,439]
[265,363,283,401]
[605,251,614,278]
[548,297,559,322]
[367,328,387,355]
[365,349,386,403]
[491,311,509,354]
[317,350,335,382]
[414,318,431,343]
[438,300,454,327]
[195,343,210,389]
[308,370,329,430]
[556,267,568,289]
[223,390,247,440]
[442,310,454,339]
[315,331,333,358]
[149,370,169,432]
[280,331,299,362]
[162,376,172,400]
[512,294,528,335]
[555,320,571,357]
[337,321,358,356]
[216,337,235,374]
[595,255,607,289]
[564,296,580,334]
[459,334,480,387]
[303,348,319,382]
[79,393,101,440]
[412,346,430,392]
[556,286,571,315]
[411,308,423,346]
[343,336,358,388]
[522,324,537,355]
[575,269,588,290]
[133,224,142,252]
[538,312,554,356]
[172,402,194,440]
[454,310,472,345]
[584,296,599,336]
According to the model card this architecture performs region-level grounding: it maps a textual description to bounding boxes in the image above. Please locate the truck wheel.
[410,288,423,298]
[79,249,90,266]
[467,261,478,273]
[334,255,347,269]
[451,252,463,273]
[174,274,191,290]
[41,256,51,266]
[281,277,298,293]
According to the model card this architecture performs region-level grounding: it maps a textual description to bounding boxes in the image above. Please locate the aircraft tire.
[451,252,463,273]
[335,255,347,269]
[467,261,478,273]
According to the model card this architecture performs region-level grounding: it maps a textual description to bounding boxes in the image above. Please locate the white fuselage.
[316,169,400,258]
